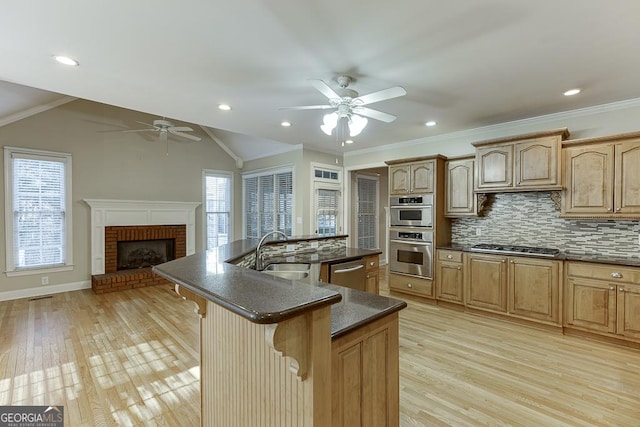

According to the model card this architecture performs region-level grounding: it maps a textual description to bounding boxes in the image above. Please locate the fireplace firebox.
[117,239,175,270]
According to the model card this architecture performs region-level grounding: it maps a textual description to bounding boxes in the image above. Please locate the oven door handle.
[390,240,432,246]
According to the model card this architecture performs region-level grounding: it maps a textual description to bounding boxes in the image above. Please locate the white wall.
[0,99,239,296]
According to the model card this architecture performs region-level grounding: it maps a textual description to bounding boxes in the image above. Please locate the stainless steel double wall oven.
[389,194,434,279]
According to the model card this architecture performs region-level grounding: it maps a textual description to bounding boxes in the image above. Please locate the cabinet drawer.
[364,255,379,271]
[389,274,434,297]
[567,262,640,284]
[438,250,463,263]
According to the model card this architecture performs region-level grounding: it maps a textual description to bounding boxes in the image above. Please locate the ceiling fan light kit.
[281,75,406,141]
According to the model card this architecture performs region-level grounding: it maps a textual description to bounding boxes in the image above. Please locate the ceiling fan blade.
[135,121,156,128]
[121,128,158,133]
[354,107,397,123]
[309,79,340,100]
[278,104,334,110]
[169,126,194,132]
[355,86,407,105]
[170,130,201,141]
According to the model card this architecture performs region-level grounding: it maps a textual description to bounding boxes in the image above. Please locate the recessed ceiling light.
[345,139,354,144]
[53,55,79,66]
[563,88,581,96]
[425,121,437,127]
[281,121,291,127]
[218,104,232,111]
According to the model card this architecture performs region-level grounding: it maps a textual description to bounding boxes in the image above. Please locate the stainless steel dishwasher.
[329,258,366,291]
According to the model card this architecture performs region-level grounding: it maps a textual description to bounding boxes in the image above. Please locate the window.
[311,163,343,236]
[4,147,73,276]
[315,188,340,235]
[243,167,293,238]
[356,174,379,249]
[204,171,232,249]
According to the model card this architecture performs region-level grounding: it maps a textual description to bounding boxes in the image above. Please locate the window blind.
[243,169,293,238]
[315,188,340,236]
[12,156,66,268]
[356,175,378,249]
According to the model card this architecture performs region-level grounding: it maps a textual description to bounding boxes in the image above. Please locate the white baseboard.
[0,280,91,302]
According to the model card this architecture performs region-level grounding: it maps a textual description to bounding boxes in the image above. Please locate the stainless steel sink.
[261,263,313,281]
[263,263,311,272]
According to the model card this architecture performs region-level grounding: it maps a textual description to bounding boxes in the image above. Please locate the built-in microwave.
[389,194,433,228]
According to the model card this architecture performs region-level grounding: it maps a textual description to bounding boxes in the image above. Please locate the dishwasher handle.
[333,264,365,274]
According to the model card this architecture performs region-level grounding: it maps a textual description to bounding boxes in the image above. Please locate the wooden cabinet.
[436,250,464,304]
[465,253,508,312]
[364,254,380,294]
[388,160,434,194]
[466,253,561,324]
[445,156,477,217]
[389,273,434,298]
[332,313,400,427]
[565,261,640,342]
[473,129,568,192]
[508,257,561,325]
[563,136,640,218]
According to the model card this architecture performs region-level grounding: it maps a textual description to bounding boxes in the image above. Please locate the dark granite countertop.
[153,238,404,338]
[263,247,382,266]
[436,244,640,267]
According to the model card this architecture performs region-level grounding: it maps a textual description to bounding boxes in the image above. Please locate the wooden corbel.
[174,285,207,318]
[265,315,309,381]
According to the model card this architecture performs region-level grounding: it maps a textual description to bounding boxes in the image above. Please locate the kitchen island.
[153,237,406,427]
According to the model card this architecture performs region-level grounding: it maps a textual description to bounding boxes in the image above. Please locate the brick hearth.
[91,225,186,294]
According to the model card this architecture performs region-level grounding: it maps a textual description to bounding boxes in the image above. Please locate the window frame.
[4,146,74,277]
[202,169,233,250]
[310,162,343,236]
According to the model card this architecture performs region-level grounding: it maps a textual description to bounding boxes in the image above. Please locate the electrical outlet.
[286,244,296,252]
[475,228,482,236]
[311,241,319,249]
[41,276,49,285]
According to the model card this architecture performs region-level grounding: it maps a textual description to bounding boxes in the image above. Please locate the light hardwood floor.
[1,271,639,426]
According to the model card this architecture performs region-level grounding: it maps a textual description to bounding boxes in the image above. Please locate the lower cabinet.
[365,254,380,294]
[565,261,640,341]
[332,313,400,427]
[464,252,562,325]
[435,250,464,304]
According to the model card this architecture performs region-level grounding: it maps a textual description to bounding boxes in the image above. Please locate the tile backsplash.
[451,192,640,258]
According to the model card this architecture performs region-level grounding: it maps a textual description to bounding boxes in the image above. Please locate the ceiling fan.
[124,119,202,142]
[281,75,407,137]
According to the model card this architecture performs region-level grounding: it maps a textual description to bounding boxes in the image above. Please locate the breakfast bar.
[153,237,406,427]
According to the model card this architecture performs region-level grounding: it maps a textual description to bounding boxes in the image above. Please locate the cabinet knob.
[447,255,453,259]
[616,207,621,212]
[407,283,413,288]
[457,267,462,270]
[370,261,375,267]
[609,286,615,290]
[610,272,623,279]
[509,260,514,264]
[501,259,506,263]
[619,287,625,292]
[607,208,612,212]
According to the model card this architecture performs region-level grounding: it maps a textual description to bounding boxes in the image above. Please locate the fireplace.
[92,224,186,293]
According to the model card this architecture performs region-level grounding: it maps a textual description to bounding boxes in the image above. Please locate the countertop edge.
[153,266,343,324]
[331,302,407,340]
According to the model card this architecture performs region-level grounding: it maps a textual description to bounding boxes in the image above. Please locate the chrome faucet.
[255,231,288,270]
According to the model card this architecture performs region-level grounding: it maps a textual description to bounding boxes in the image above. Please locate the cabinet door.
[362,328,392,427]
[614,142,640,215]
[365,270,379,294]
[616,284,640,340]
[436,260,464,304]
[476,145,513,190]
[508,257,560,324]
[465,253,508,312]
[563,144,614,215]
[514,138,560,188]
[410,161,434,193]
[445,158,476,216]
[389,165,410,194]
[565,277,616,334]
[332,342,363,426]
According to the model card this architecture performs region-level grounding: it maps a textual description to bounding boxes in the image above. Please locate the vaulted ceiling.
[2,1,640,159]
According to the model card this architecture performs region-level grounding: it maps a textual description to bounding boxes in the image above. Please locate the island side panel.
[201,299,332,426]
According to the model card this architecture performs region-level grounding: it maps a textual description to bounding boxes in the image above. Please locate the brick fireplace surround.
[91,225,186,294]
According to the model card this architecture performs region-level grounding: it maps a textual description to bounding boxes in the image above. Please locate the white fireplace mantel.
[84,199,200,275]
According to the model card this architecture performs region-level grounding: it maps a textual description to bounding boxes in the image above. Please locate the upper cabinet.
[562,133,640,218]
[445,156,476,217]
[388,160,435,194]
[473,128,569,193]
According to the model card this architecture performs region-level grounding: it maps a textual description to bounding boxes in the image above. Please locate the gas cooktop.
[470,243,560,258]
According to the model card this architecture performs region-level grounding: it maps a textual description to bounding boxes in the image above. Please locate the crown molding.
[0,96,77,128]
[345,97,640,158]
